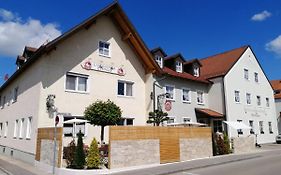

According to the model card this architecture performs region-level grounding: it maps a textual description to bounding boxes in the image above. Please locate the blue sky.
[0,0,281,86]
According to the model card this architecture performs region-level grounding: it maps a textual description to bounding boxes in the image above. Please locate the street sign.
[55,116,59,126]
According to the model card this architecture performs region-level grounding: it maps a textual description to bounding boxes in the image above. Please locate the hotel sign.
[81,61,125,76]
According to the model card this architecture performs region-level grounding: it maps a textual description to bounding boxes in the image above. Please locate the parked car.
[276,134,281,144]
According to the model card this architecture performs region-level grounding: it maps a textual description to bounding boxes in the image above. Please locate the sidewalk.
[0,145,280,175]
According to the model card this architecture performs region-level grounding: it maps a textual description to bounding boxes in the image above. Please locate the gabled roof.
[24,46,37,53]
[163,67,210,84]
[184,59,202,67]
[164,53,186,62]
[0,2,161,92]
[150,47,167,57]
[200,45,249,79]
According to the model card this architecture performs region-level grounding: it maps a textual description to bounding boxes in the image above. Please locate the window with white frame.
[183,117,191,123]
[244,68,249,80]
[155,55,163,68]
[269,122,273,134]
[13,87,18,102]
[13,120,18,138]
[234,90,240,103]
[249,120,254,134]
[117,118,134,126]
[26,117,32,139]
[165,85,175,100]
[63,116,86,137]
[237,120,243,135]
[4,121,8,137]
[197,91,204,104]
[259,121,264,134]
[194,65,200,77]
[167,117,175,124]
[19,118,24,139]
[266,97,270,107]
[98,41,110,57]
[182,89,191,103]
[257,96,261,106]
[254,72,259,82]
[117,81,133,97]
[246,93,251,105]
[66,73,88,92]
[175,61,182,73]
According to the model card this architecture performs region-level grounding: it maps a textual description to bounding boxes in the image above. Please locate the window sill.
[182,101,191,104]
[65,90,89,94]
[99,53,111,58]
[26,137,31,140]
[197,103,204,105]
[260,132,264,134]
[166,99,175,102]
[235,101,241,104]
[117,95,134,99]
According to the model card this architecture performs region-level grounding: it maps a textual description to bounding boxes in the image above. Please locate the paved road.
[170,148,281,175]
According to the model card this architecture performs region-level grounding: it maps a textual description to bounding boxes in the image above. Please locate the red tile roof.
[25,46,37,53]
[270,80,281,99]
[200,45,249,79]
[195,108,224,118]
[163,67,210,84]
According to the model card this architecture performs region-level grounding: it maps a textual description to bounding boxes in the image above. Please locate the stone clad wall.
[109,126,212,169]
[231,136,255,154]
[180,138,212,161]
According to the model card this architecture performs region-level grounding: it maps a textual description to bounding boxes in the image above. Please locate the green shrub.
[86,138,101,169]
[63,139,76,168]
[73,130,86,169]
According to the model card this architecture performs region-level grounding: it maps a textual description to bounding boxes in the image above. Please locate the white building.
[271,80,281,134]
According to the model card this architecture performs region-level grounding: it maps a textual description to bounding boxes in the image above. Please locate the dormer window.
[155,55,163,68]
[194,65,200,77]
[176,61,182,73]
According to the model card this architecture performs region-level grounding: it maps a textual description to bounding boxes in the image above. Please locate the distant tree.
[86,138,100,169]
[84,100,122,143]
[146,110,169,126]
[73,130,86,169]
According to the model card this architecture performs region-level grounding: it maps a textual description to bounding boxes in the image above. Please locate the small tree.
[147,110,169,126]
[84,100,122,143]
[73,130,86,169]
[86,138,100,169]
[63,139,76,168]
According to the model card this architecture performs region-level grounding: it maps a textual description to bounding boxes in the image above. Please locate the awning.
[195,108,224,118]
[223,121,251,130]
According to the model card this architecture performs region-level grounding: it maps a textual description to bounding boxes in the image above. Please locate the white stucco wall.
[154,77,209,123]
[208,77,225,115]
[224,47,277,144]
[275,99,281,134]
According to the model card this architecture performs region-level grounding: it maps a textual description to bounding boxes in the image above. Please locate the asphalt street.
[170,147,281,175]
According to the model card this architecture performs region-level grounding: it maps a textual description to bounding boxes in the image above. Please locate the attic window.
[99,41,110,57]
[194,65,200,77]
[176,61,182,73]
[155,55,163,68]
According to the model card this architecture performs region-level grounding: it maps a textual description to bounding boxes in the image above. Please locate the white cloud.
[251,10,272,21]
[266,35,281,57]
[0,9,61,57]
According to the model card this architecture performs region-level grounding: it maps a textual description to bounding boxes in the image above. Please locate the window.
[194,66,200,77]
[4,122,8,137]
[237,120,243,135]
[249,120,254,134]
[165,85,175,100]
[257,96,261,106]
[266,97,270,107]
[182,89,191,103]
[98,41,110,57]
[118,81,133,97]
[26,117,32,139]
[63,116,86,137]
[117,118,134,126]
[254,72,259,82]
[13,120,18,138]
[234,91,240,103]
[19,118,24,138]
[183,117,191,123]
[246,93,251,105]
[66,73,88,92]
[197,91,204,104]
[175,61,182,73]
[167,117,175,124]
[259,121,264,134]
[13,87,18,102]
[155,55,163,68]
[269,122,273,134]
[244,69,249,80]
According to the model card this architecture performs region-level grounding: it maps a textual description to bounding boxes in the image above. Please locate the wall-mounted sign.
[165,100,172,111]
[81,60,125,76]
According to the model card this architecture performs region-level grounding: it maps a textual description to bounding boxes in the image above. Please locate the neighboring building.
[270,80,281,134]
[0,2,159,164]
